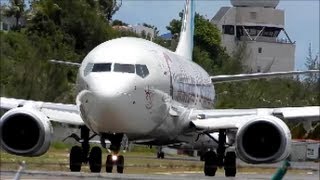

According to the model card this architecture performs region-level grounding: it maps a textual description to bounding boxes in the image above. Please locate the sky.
[113,0,320,70]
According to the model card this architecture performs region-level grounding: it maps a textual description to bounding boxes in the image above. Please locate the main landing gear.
[203,130,236,177]
[69,126,102,172]
[67,126,125,173]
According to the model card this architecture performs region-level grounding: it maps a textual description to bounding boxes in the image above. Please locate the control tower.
[211,0,295,72]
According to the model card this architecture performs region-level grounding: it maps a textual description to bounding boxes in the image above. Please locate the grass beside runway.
[0,144,317,175]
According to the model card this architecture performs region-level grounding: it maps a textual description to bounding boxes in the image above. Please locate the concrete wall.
[231,0,280,8]
[213,7,284,28]
[245,41,295,72]
[235,7,284,27]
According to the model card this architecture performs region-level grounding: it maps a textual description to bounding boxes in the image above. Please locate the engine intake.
[0,108,52,156]
[236,117,291,164]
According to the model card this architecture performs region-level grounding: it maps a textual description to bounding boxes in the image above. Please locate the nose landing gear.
[106,154,124,173]
[103,133,125,173]
[68,126,102,173]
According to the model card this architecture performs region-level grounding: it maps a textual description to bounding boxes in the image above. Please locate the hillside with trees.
[0,0,319,138]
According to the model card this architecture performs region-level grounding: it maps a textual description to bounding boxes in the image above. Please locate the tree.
[166,10,183,36]
[0,0,123,103]
[142,23,159,37]
[140,30,146,39]
[98,0,122,21]
[31,0,62,25]
[112,19,128,26]
[305,43,320,85]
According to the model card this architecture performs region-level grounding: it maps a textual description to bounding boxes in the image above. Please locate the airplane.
[0,0,319,177]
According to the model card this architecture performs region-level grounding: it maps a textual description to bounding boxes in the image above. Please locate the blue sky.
[114,0,319,70]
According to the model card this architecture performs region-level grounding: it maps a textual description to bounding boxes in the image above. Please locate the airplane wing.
[190,106,320,131]
[210,70,319,84]
[0,97,84,126]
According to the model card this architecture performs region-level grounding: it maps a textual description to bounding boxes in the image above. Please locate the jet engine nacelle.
[235,116,291,164]
[0,107,53,156]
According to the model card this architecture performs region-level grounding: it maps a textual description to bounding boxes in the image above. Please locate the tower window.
[258,47,262,53]
[222,25,235,35]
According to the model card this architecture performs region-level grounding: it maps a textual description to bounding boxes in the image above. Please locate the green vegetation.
[0,0,319,140]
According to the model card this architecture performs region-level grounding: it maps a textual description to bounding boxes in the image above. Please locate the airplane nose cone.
[77,74,137,133]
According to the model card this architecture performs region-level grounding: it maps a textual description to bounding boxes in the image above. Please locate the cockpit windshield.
[114,63,135,73]
[92,63,112,72]
[86,62,149,78]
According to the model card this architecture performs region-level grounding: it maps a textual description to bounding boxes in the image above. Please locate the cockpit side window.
[92,63,112,72]
[114,63,135,73]
[84,63,94,76]
[136,64,149,78]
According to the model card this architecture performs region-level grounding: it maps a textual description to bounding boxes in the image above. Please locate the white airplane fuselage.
[76,37,215,144]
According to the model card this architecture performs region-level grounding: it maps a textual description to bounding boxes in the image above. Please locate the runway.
[1,170,319,180]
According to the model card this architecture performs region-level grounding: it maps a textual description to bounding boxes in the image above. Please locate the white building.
[211,0,295,72]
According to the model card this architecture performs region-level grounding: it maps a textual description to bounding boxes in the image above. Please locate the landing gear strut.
[69,126,102,173]
[203,129,236,177]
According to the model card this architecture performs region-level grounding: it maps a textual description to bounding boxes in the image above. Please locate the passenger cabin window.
[114,63,135,73]
[92,63,112,72]
[136,64,149,78]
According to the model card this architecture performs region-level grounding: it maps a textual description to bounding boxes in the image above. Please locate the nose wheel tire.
[106,155,113,173]
[117,155,124,173]
[70,146,82,172]
[105,154,125,173]
[204,151,218,176]
[89,147,102,173]
[157,152,165,159]
[224,151,236,177]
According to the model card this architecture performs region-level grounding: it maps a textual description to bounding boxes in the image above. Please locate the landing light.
[112,155,118,161]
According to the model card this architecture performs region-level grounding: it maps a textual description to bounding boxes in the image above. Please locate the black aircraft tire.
[106,155,113,173]
[204,151,218,176]
[224,151,236,177]
[117,155,124,173]
[70,146,82,172]
[89,147,102,173]
[160,152,165,159]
